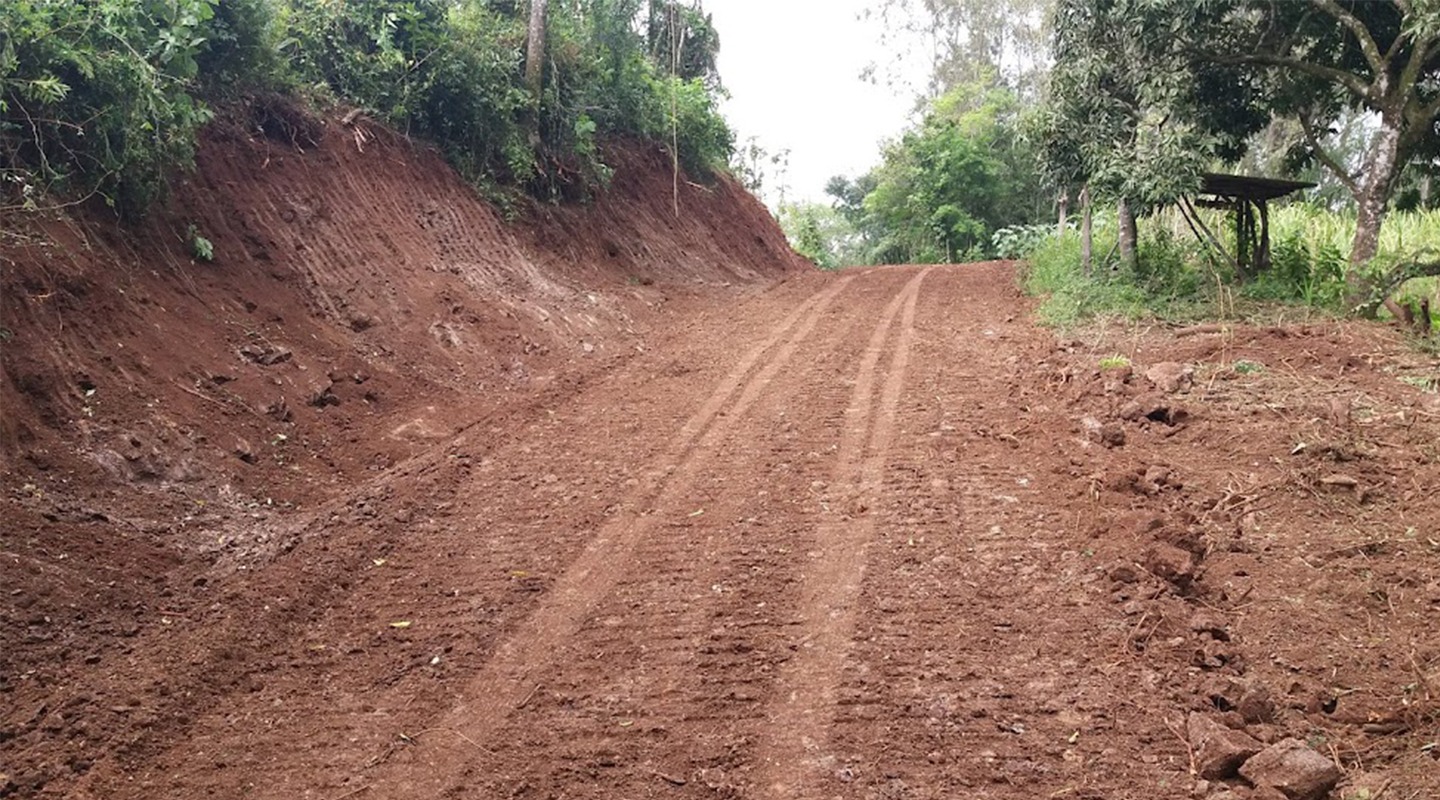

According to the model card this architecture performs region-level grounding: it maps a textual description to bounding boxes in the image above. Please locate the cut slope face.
[0,109,806,794]
[2,113,802,501]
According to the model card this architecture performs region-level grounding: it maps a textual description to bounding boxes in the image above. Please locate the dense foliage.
[792,80,1048,266]
[1,0,224,215]
[786,0,1437,332]
[0,0,734,217]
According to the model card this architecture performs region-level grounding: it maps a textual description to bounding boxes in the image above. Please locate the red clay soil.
[3,111,1440,800]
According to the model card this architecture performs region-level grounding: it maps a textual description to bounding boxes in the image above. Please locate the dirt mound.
[0,106,805,794]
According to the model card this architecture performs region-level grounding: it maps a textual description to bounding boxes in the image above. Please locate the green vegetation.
[832,0,1438,331]
[1022,206,1440,327]
[1,0,734,218]
[781,79,1048,267]
[186,223,214,262]
[1028,0,1439,322]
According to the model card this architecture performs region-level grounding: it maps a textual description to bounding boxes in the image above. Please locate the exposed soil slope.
[4,114,1440,800]
[0,107,804,797]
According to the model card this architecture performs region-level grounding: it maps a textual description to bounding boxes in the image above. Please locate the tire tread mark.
[367,274,857,794]
[753,266,931,797]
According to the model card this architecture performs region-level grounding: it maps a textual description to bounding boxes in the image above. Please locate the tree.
[525,0,549,105]
[869,0,1053,99]
[835,78,1047,264]
[1192,0,1440,277]
[1043,0,1439,301]
[1031,0,1267,269]
[646,0,721,90]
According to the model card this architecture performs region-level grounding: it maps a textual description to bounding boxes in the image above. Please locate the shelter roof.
[1201,172,1316,201]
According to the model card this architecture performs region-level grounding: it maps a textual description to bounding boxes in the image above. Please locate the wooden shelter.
[1176,172,1315,281]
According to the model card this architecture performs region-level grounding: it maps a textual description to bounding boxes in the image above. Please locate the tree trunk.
[525,0,549,105]
[1057,188,1069,236]
[1118,197,1137,271]
[1349,113,1402,269]
[1080,185,1092,276]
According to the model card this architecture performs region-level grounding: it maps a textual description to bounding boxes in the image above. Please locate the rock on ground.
[1186,712,1262,780]
[1238,738,1342,800]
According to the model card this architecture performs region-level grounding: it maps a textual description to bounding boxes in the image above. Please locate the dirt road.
[10,263,1440,799]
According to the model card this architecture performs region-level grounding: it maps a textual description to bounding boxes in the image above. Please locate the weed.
[1234,359,1264,375]
[186,224,214,263]
[1020,205,1440,327]
[1398,375,1438,393]
[1098,354,1131,370]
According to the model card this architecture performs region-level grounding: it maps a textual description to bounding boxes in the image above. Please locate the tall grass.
[1023,222,1150,326]
[1021,204,1440,326]
[1268,207,1440,308]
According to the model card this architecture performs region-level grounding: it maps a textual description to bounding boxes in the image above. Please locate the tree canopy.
[0,0,734,217]
[1033,0,1440,277]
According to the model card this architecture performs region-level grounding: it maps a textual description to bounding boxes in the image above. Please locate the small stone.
[1237,685,1276,725]
[1318,474,1359,491]
[1238,738,1341,800]
[1189,610,1231,640]
[1142,465,1172,493]
[1100,422,1127,448]
[1109,564,1140,584]
[233,438,256,464]
[1187,712,1262,779]
[1143,543,1196,588]
[1146,362,1195,393]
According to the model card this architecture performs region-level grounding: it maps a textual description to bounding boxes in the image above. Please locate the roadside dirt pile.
[0,105,804,797]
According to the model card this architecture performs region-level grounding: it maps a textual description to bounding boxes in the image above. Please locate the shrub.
[1,0,221,217]
[3,0,737,215]
[1023,229,1150,326]
[992,223,1055,260]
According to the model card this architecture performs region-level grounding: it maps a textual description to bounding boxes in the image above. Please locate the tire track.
[363,274,858,795]
[444,271,915,797]
[754,266,931,797]
[79,276,844,800]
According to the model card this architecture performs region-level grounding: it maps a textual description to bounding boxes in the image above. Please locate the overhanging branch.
[1353,248,1440,318]
[1309,0,1388,77]
[1213,52,1373,100]
[1298,112,1361,196]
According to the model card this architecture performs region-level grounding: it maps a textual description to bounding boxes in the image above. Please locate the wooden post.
[1257,199,1271,272]
[1080,185,1093,276]
[1233,197,1247,282]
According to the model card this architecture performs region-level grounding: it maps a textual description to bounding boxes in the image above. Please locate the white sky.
[705,0,930,206]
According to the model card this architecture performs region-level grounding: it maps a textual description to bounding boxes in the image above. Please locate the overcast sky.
[705,0,930,206]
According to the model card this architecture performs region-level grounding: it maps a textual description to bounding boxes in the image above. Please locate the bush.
[1132,226,1201,299]
[1244,231,1347,308]
[3,0,737,216]
[1023,230,1150,325]
[992,223,1055,260]
[197,0,285,94]
[1,0,222,217]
